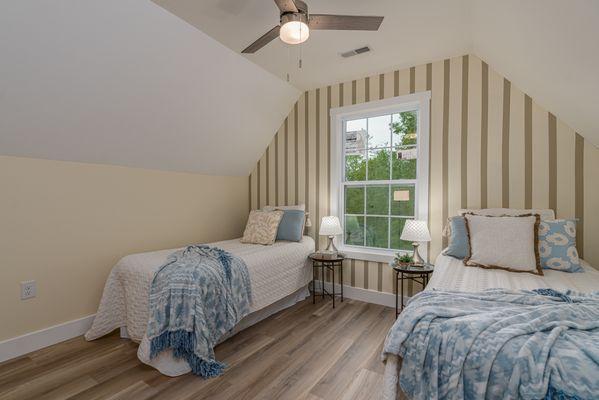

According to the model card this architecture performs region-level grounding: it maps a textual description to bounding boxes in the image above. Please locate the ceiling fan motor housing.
[281,12,308,27]
[292,0,308,15]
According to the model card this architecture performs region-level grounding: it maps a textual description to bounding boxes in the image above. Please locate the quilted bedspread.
[382,289,599,400]
[85,237,314,375]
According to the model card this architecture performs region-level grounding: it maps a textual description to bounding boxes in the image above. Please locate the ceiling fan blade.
[241,25,281,54]
[309,14,384,31]
[274,0,298,13]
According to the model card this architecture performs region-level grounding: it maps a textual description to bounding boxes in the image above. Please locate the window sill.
[338,246,409,264]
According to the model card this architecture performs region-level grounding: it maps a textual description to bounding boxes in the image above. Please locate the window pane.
[390,218,413,250]
[368,148,390,180]
[365,217,388,249]
[366,185,388,215]
[345,118,367,152]
[346,118,367,132]
[345,186,364,214]
[368,115,391,148]
[391,184,415,216]
[391,147,417,179]
[345,150,366,181]
[392,111,418,148]
[345,216,365,246]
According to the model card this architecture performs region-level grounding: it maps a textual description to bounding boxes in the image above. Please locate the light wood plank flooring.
[0,298,395,400]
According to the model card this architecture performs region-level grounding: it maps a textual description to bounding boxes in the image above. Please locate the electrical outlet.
[20,280,36,300]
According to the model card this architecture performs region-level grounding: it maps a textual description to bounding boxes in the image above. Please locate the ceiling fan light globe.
[280,20,309,44]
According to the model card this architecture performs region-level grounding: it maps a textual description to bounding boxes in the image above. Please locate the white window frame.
[330,91,431,263]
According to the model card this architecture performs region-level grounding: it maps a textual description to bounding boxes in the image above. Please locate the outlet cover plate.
[20,280,36,300]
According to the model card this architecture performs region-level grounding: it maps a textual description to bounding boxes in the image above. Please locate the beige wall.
[0,156,248,341]
[249,54,599,295]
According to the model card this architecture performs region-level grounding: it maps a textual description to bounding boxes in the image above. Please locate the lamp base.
[411,242,425,266]
[325,236,338,253]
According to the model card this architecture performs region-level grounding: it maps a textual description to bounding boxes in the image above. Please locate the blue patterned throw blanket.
[382,289,599,400]
[146,245,252,377]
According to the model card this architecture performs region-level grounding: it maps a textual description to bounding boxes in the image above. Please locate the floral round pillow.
[538,219,583,272]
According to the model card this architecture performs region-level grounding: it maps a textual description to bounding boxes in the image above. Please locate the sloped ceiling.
[154,0,472,90]
[0,0,299,176]
[471,0,599,147]
[155,0,599,147]
[2,1,597,178]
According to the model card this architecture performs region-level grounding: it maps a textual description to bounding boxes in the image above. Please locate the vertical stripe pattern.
[442,59,450,248]
[575,133,584,258]
[524,95,533,209]
[249,54,599,294]
[460,55,469,209]
[480,62,489,208]
[502,79,511,207]
[548,113,557,212]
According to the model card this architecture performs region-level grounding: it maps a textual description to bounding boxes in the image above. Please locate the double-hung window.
[330,92,430,262]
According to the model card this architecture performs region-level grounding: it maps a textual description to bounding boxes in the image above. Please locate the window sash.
[330,91,431,261]
[342,108,419,251]
[342,181,418,250]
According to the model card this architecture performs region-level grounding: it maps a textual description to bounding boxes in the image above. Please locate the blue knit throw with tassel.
[146,245,252,377]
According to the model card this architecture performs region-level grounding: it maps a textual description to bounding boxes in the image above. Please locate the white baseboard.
[0,314,95,363]
[0,282,405,363]
[314,281,408,308]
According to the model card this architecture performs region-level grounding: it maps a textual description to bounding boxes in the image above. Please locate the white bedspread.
[428,253,599,293]
[85,236,315,375]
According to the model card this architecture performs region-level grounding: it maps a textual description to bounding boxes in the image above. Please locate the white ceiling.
[154,0,472,90]
[471,0,599,147]
[0,0,299,176]
[155,0,599,147]
[2,1,597,178]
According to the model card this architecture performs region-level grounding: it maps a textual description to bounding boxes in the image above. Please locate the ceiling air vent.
[341,46,371,58]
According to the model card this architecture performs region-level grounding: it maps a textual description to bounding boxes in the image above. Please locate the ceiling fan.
[241,0,384,54]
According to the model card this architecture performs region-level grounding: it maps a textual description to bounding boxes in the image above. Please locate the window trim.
[330,91,431,263]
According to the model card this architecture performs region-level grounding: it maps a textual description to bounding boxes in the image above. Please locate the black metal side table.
[390,261,434,317]
[309,253,344,308]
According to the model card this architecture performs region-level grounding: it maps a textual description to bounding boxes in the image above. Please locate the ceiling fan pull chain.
[287,46,291,82]
[299,37,302,69]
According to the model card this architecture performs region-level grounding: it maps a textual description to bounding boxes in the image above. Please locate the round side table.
[309,253,345,308]
[390,261,434,317]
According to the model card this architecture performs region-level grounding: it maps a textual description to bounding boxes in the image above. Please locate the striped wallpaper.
[249,54,599,295]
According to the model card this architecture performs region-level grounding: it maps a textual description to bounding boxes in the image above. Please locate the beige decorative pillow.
[458,208,555,221]
[463,213,543,275]
[241,210,284,245]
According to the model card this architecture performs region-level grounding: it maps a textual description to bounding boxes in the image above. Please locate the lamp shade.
[319,216,343,236]
[280,14,309,45]
[400,220,431,242]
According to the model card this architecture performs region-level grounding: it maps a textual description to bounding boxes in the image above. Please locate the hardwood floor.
[0,298,395,400]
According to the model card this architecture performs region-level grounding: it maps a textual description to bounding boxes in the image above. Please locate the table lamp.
[400,220,431,266]
[320,216,343,253]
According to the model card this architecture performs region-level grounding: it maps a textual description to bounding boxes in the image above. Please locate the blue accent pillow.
[444,216,469,259]
[538,219,583,272]
[275,210,305,242]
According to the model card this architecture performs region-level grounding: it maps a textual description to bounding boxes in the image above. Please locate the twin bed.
[85,236,315,376]
[86,208,599,399]
[382,252,599,400]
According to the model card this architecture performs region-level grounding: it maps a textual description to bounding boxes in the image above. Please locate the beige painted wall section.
[0,156,248,341]
[250,54,599,295]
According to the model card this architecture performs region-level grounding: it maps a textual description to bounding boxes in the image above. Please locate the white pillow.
[458,208,555,221]
[464,214,543,275]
